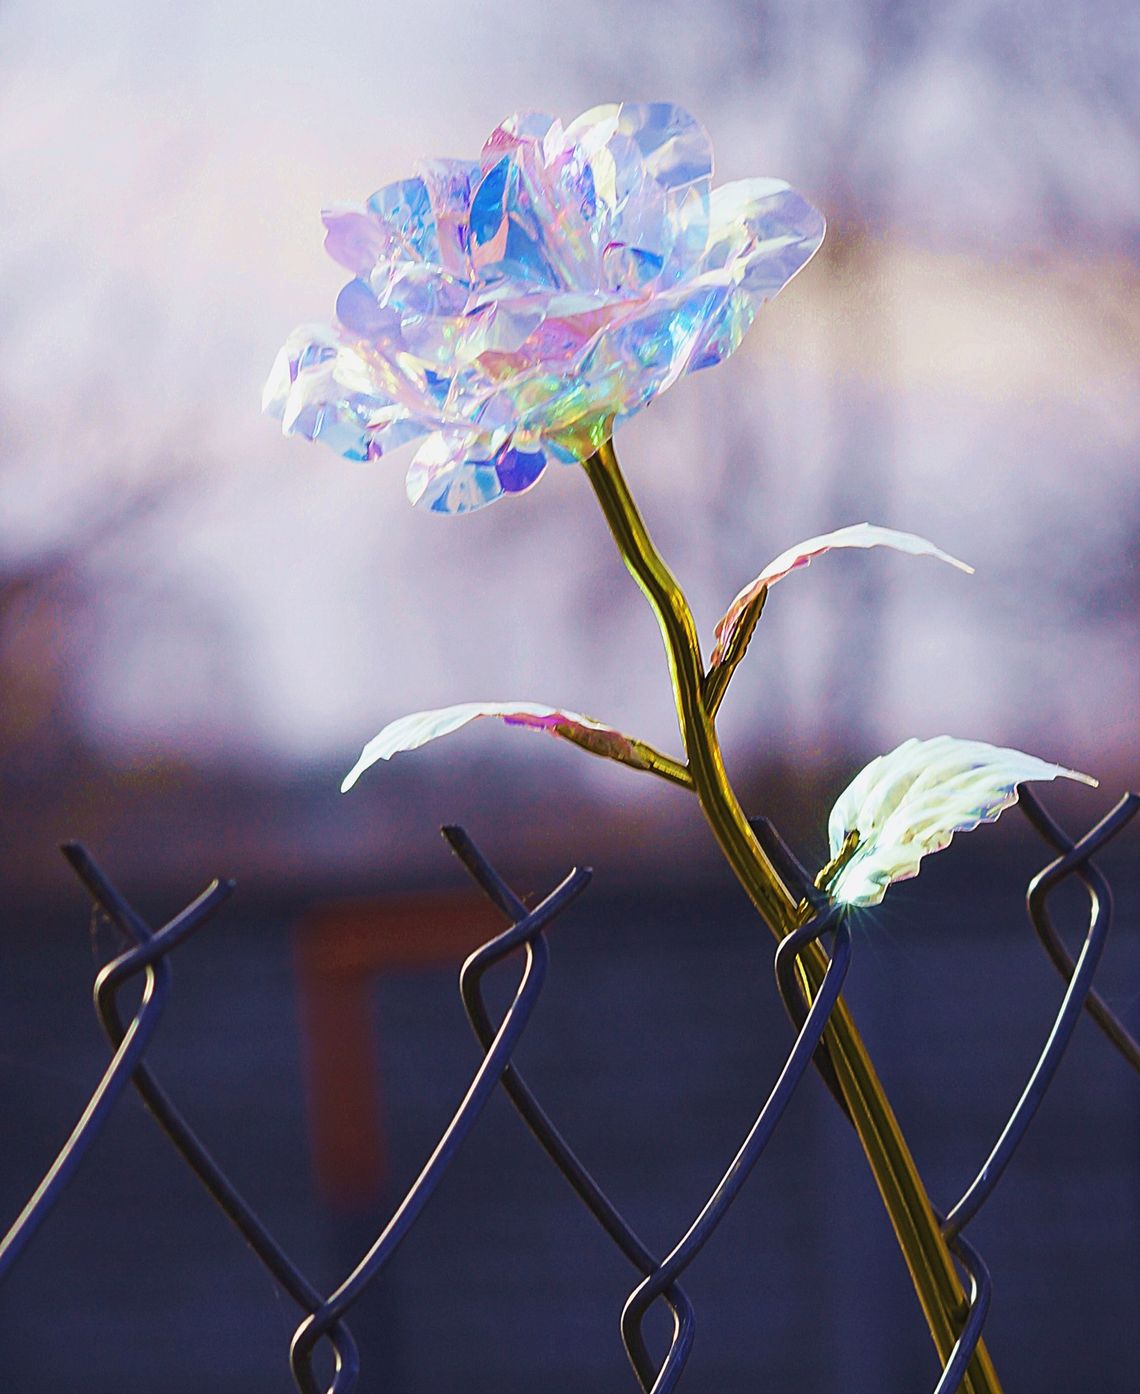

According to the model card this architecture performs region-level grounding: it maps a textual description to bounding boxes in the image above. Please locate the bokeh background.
[1,1,1137,1390]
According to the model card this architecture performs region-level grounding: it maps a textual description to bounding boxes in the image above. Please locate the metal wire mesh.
[1,790,1137,1393]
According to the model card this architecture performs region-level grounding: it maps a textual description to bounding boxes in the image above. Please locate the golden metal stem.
[582,438,1002,1394]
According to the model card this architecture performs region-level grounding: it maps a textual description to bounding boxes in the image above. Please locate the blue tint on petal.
[296,339,337,377]
[293,400,371,460]
[428,461,502,513]
[470,158,509,246]
[416,159,482,277]
[421,368,450,408]
[495,445,546,494]
[470,158,560,287]
[267,104,826,512]
[619,103,712,189]
[379,264,469,318]
[602,242,664,293]
[366,177,438,262]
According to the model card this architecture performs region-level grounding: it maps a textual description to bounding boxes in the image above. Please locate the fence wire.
[1,789,1137,1392]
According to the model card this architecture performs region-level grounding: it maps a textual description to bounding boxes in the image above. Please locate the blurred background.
[1,0,1137,1390]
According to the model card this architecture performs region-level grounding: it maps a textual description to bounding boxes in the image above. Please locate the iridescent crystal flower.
[263,103,825,513]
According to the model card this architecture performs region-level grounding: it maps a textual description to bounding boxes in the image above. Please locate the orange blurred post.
[294,891,505,1209]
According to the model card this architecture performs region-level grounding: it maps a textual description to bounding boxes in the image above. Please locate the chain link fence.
[1,788,1137,1392]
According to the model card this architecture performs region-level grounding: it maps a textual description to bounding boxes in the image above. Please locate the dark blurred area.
[1,0,1137,1388]
[1,834,1137,1392]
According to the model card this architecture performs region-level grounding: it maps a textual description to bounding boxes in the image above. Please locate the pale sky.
[1,0,1136,786]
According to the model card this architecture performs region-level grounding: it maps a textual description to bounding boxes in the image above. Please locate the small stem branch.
[557,726,694,790]
[581,438,1003,1394]
[625,742,695,790]
[703,588,767,719]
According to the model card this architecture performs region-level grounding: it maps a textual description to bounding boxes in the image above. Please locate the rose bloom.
[264,102,824,513]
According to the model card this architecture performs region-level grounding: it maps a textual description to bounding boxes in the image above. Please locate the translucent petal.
[480,111,560,169]
[577,277,729,422]
[702,178,826,297]
[469,156,562,288]
[370,265,472,372]
[825,736,1097,907]
[601,243,664,293]
[264,325,422,461]
[612,101,712,279]
[600,132,671,264]
[567,103,712,281]
[366,177,440,264]
[406,431,503,513]
[420,430,546,512]
[321,205,391,275]
[263,323,338,417]
[496,442,547,494]
[335,278,398,339]
[615,102,713,194]
[414,158,481,278]
[512,138,603,290]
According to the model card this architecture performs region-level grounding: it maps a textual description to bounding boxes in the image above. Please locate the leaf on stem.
[821,735,1097,907]
[710,523,973,668]
[342,701,688,791]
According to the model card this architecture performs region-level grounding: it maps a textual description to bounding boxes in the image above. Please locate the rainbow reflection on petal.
[265,103,825,513]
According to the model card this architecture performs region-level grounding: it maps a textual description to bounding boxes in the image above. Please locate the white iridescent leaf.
[710,523,974,666]
[342,701,652,791]
[823,736,1097,907]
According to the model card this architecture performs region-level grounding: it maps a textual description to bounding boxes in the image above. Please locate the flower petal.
[566,102,712,279]
[684,178,825,374]
[321,205,392,276]
[413,158,481,278]
[469,155,564,288]
[618,102,712,194]
[263,324,423,461]
[711,523,974,666]
[701,178,825,291]
[824,736,1098,907]
[341,700,650,791]
[366,176,440,264]
[405,431,547,513]
[587,278,731,415]
[480,111,561,169]
[406,432,503,513]
[611,101,712,278]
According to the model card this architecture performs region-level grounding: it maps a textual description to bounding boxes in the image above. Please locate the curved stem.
[582,439,1003,1394]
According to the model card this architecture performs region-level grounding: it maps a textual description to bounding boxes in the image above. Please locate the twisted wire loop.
[942,788,1140,1241]
[930,1232,992,1394]
[442,825,696,1391]
[1,798,1135,1394]
[752,817,853,1123]
[1018,788,1140,1073]
[927,789,1138,1391]
[620,903,851,1394]
[289,847,592,1394]
[48,845,362,1389]
[0,845,232,1285]
[763,793,1139,1394]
